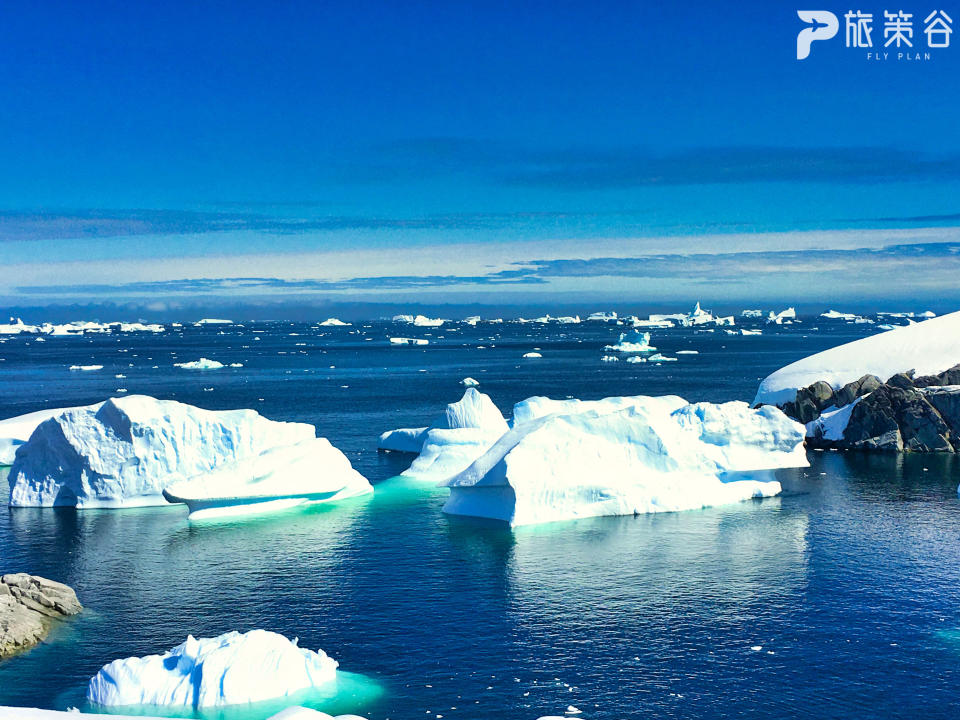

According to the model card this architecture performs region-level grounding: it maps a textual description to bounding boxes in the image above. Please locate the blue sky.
[2,2,959,314]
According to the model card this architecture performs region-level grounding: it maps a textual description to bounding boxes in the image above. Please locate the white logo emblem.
[797,10,840,58]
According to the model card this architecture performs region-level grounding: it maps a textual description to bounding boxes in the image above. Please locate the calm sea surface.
[1,318,959,719]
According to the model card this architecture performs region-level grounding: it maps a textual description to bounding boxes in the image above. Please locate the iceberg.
[69,365,104,371]
[766,307,797,325]
[753,310,960,407]
[319,318,350,326]
[389,337,429,345]
[461,377,480,387]
[586,311,618,322]
[162,438,372,520]
[194,318,233,325]
[647,353,677,362]
[379,389,509,482]
[412,315,444,327]
[174,358,224,370]
[604,330,654,353]
[87,630,339,709]
[680,301,714,327]
[8,395,315,507]
[522,352,542,358]
[441,397,807,526]
[740,329,762,336]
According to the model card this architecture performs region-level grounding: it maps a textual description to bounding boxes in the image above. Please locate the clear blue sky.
[2,1,959,313]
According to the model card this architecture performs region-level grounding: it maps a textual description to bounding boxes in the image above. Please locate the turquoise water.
[2,320,960,719]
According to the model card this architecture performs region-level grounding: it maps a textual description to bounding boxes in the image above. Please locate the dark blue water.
[2,319,959,719]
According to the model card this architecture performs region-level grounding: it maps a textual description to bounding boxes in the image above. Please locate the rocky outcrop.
[775,364,960,452]
[0,574,82,659]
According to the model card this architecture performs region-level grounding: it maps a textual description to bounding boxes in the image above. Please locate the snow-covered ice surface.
[442,396,807,526]
[162,438,373,520]
[87,630,338,709]
[754,310,960,407]
[8,395,315,507]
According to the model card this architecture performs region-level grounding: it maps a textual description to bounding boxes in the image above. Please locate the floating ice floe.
[675,350,699,355]
[740,329,762,336]
[319,318,350,326]
[604,330,655,353]
[587,311,618,322]
[647,353,677,362]
[625,355,646,363]
[522,352,542,358]
[7,395,317,507]
[174,358,224,370]
[163,438,372,520]
[741,309,764,318]
[753,310,960,407]
[87,630,339,709]
[410,315,444,327]
[194,318,233,325]
[69,364,104,371]
[820,309,860,321]
[601,355,619,362]
[389,337,429,346]
[461,377,480,387]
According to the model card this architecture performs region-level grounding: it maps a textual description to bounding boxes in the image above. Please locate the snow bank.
[442,397,806,526]
[87,630,338,709]
[8,395,315,507]
[754,310,960,407]
[162,438,372,520]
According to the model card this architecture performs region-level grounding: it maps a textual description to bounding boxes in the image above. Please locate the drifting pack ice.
[383,390,807,525]
[5,395,365,509]
[754,310,960,452]
[87,630,339,709]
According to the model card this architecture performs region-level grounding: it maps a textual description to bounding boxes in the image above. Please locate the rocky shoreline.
[772,364,960,452]
[0,574,82,659]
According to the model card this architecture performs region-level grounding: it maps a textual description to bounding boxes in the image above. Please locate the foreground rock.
[7,395,316,507]
[0,574,82,659]
[800,366,960,451]
[87,630,339,709]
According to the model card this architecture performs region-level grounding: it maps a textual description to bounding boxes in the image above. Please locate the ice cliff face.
[87,630,338,709]
[8,395,315,507]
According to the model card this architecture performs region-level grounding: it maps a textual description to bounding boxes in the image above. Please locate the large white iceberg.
[441,396,807,526]
[87,630,338,709]
[162,438,372,520]
[753,310,960,407]
[8,395,316,507]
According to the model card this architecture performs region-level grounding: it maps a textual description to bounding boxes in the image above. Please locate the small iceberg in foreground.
[8,395,316,507]
[604,329,654,353]
[87,630,339,709]
[441,395,807,526]
[162,438,372,520]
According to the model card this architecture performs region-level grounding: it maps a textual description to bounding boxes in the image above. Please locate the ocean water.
[1,318,959,719]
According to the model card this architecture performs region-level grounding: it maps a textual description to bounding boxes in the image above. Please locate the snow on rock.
[87,630,338,709]
[441,396,807,526]
[8,395,315,507]
[174,358,224,370]
[0,405,95,465]
[754,310,960,407]
[162,438,372,520]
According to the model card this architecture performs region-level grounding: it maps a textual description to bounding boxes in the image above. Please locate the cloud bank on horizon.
[1,3,958,309]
